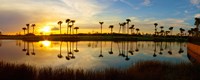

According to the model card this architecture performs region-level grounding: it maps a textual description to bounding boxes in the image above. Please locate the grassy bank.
[0,61,199,80]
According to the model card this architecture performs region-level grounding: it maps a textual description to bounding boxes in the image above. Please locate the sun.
[42,26,51,33]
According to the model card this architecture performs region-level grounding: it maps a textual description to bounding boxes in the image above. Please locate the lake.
[0,40,190,70]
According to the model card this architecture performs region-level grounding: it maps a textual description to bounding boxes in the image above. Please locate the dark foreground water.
[0,40,189,70]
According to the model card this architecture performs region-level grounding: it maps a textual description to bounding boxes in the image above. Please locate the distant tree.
[194,18,200,36]
[165,31,170,36]
[126,19,131,34]
[179,28,185,36]
[160,26,164,36]
[70,20,75,34]
[129,25,134,34]
[26,24,30,34]
[109,25,114,34]
[66,19,71,34]
[31,24,36,34]
[169,27,173,36]
[57,21,63,35]
[22,27,26,35]
[74,27,79,34]
[99,22,104,34]
[154,23,158,36]
[136,28,140,35]
[188,30,192,36]
[119,23,123,33]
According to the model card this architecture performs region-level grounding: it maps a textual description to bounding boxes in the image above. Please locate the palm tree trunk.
[119,26,121,33]
[101,25,102,34]
[24,30,25,35]
[60,24,61,35]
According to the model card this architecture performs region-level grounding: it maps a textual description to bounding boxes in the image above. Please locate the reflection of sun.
[42,26,51,33]
[41,40,51,47]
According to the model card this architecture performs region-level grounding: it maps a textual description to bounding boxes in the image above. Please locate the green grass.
[0,61,199,80]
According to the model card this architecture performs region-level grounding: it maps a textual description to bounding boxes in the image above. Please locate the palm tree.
[195,18,200,36]
[188,30,192,36]
[66,19,71,34]
[169,27,173,36]
[136,28,140,35]
[160,26,164,36]
[31,24,36,34]
[154,23,158,36]
[179,28,185,36]
[26,24,30,34]
[126,19,131,34]
[119,23,123,33]
[74,27,79,34]
[129,25,134,34]
[22,27,26,35]
[57,21,63,35]
[99,22,104,34]
[122,22,126,34]
[68,25,73,35]
[70,20,75,34]
[109,25,114,34]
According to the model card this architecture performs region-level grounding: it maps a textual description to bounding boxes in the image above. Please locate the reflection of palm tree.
[22,27,26,35]
[22,41,26,51]
[153,42,157,57]
[159,42,163,55]
[99,42,103,57]
[168,42,172,55]
[31,42,35,55]
[31,24,36,34]
[26,24,30,34]
[154,23,158,36]
[71,42,75,59]
[66,19,71,35]
[125,41,130,61]
[126,19,131,34]
[99,22,104,34]
[108,42,113,54]
[178,42,184,54]
[58,21,63,35]
[66,42,70,60]
[74,41,79,52]
[26,42,30,56]
[135,41,139,52]
[128,42,134,55]
[58,41,63,58]
[117,42,122,56]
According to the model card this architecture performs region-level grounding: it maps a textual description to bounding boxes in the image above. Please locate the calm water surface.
[0,40,189,70]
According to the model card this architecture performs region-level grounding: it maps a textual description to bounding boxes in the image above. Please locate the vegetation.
[0,61,200,80]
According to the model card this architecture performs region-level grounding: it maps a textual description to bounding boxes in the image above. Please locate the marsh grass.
[0,61,200,80]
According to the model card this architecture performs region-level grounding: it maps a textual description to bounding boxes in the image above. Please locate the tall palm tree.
[74,27,79,34]
[109,25,114,34]
[154,23,158,36]
[70,20,75,34]
[57,21,63,35]
[160,26,164,36]
[31,24,36,34]
[179,28,185,37]
[129,25,134,34]
[136,28,140,35]
[68,25,73,35]
[194,18,200,36]
[119,23,123,33]
[66,19,71,35]
[122,22,126,34]
[22,27,26,35]
[26,24,30,34]
[99,22,104,34]
[126,19,131,34]
[169,27,173,36]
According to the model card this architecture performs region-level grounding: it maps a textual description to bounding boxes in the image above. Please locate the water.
[0,40,190,70]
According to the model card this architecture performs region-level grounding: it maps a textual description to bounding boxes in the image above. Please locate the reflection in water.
[0,40,190,70]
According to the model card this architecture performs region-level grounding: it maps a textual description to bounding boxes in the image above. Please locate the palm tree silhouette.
[169,27,173,36]
[109,25,114,34]
[58,41,63,58]
[66,19,71,35]
[31,24,36,34]
[68,25,73,35]
[179,28,185,37]
[99,22,104,34]
[154,23,158,36]
[129,25,134,34]
[70,20,75,34]
[22,27,26,35]
[57,21,63,35]
[136,28,140,35]
[126,19,131,34]
[194,18,200,36]
[74,27,79,34]
[122,22,126,34]
[160,26,164,36]
[119,23,123,33]
[26,24,30,34]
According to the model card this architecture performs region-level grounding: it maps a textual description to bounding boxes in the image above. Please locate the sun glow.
[42,26,51,33]
[40,40,51,47]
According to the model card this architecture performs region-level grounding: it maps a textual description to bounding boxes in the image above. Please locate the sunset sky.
[0,0,200,35]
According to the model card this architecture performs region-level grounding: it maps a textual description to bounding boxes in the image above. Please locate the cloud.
[190,0,200,8]
[194,14,200,17]
[142,0,151,6]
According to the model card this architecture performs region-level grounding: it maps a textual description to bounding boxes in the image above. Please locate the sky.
[0,0,200,35]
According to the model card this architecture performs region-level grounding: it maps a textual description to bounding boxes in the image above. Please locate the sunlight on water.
[0,40,191,70]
